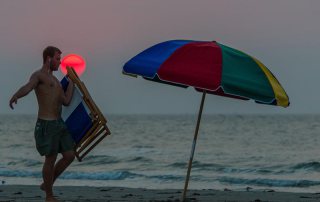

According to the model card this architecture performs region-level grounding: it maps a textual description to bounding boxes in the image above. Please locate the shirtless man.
[9,46,75,202]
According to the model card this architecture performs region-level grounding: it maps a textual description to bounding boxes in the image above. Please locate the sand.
[0,185,320,202]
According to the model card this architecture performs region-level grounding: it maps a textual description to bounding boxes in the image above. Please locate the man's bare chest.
[37,76,62,94]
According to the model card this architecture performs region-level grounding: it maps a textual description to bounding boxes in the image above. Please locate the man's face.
[50,52,61,71]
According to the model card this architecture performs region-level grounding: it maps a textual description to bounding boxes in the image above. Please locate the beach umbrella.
[122,40,289,201]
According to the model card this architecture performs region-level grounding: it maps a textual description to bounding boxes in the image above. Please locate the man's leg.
[41,151,75,190]
[51,120,76,183]
[43,154,58,201]
[52,151,75,183]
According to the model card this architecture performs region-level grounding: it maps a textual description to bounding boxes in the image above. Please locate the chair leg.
[79,132,108,161]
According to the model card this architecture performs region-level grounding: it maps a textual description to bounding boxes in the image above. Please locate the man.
[9,46,75,202]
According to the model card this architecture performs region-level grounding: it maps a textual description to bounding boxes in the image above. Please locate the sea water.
[1,114,320,193]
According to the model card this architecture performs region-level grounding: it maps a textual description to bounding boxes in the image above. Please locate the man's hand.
[9,96,18,109]
[9,71,39,110]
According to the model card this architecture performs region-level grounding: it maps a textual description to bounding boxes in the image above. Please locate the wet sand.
[1,185,320,201]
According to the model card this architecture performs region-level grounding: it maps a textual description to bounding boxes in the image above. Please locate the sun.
[60,54,86,76]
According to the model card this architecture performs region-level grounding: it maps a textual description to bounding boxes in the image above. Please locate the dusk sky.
[1,0,319,114]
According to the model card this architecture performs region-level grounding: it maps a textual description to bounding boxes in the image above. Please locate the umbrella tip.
[122,71,138,78]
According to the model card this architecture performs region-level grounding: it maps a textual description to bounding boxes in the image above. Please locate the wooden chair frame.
[66,67,111,161]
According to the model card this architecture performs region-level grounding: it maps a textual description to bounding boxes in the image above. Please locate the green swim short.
[34,118,75,156]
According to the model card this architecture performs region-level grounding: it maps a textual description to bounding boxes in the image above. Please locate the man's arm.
[62,79,74,106]
[9,72,40,109]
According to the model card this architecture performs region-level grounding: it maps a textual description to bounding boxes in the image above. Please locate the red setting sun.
[60,54,86,76]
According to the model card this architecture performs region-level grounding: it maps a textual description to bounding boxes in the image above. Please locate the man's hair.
[42,46,62,64]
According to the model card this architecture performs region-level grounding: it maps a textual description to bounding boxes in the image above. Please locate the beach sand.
[0,185,320,202]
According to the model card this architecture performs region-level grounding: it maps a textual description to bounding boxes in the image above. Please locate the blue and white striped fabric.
[61,77,93,143]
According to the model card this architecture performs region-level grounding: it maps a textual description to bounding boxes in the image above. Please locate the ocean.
[1,114,320,193]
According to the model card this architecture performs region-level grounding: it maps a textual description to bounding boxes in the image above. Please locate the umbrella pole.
[182,91,206,201]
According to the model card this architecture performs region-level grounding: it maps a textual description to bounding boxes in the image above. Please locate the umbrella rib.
[156,73,277,104]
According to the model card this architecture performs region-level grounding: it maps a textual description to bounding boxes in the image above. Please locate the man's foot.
[40,183,45,191]
[45,196,59,202]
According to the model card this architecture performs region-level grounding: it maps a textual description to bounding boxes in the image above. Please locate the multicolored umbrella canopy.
[123,40,289,107]
[123,40,289,201]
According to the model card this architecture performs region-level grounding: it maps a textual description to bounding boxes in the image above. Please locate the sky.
[1,0,319,115]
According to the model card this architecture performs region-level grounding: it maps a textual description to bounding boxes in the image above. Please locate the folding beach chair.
[60,67,111,161]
